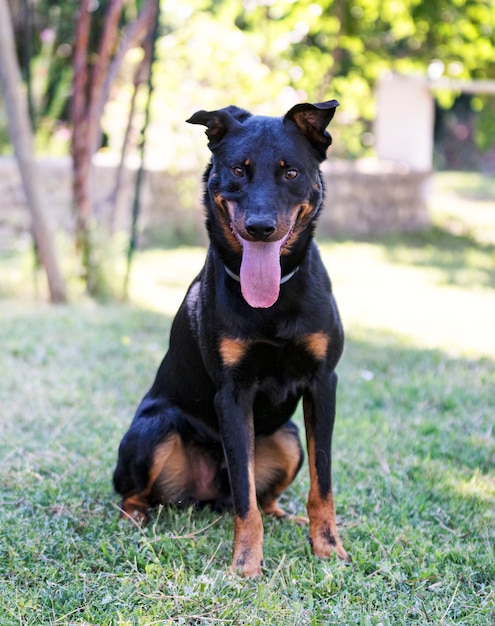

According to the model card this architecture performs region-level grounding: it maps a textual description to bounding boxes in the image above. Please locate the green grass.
[1,172,494,625]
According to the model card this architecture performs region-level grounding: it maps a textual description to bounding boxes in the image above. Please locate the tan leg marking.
[306,436,349,561]
[230,508,264,578]
[229,464,264,578]
[255,428,306,522]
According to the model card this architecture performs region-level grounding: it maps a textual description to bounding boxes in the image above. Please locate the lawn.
[0,173,494,625]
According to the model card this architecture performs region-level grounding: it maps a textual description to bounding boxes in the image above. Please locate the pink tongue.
[240,240,281,308]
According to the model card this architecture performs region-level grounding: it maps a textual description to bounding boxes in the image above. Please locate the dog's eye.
[285,169,298,180]
[232,166,245,177]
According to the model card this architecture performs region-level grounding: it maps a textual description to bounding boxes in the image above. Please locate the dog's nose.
[245,216,277,241]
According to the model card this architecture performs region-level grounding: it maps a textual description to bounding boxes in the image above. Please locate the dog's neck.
[223,264,300,285]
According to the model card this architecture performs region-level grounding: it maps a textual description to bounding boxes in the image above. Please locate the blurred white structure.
[375,73,434,172]
[375,72,495,172]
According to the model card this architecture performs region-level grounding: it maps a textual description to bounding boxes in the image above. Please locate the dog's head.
[187,101,338,308]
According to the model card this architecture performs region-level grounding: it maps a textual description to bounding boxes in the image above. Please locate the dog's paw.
[118,497,148,525]
[228,543,264,578]
[309,530,350,562]
[228,556,263,578]
[267,508,309,526]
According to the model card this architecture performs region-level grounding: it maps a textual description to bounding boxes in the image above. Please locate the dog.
[113,100,349,577]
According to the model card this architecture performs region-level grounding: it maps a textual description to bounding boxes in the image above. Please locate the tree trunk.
[105,0,159,233]
[71,0,124,294]
[71,0,92,251]
[0,0,66,303]
[123,1,159,298]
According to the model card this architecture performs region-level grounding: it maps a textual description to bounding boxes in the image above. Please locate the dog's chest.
[218,333,327,384]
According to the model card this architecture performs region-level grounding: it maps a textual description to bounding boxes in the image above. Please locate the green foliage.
[227,0,495,154]
[474,97,495,152]
[4,0,494,160]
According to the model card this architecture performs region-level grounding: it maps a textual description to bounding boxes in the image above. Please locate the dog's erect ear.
[186,106,251,150]
[284,100,339,159]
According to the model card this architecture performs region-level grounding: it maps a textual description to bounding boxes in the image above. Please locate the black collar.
[224,265,300,285]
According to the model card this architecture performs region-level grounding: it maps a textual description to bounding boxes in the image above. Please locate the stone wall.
[320,159,430,237]
[0,155,429,249]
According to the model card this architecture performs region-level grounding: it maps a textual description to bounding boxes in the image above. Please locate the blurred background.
[0,0,494,300]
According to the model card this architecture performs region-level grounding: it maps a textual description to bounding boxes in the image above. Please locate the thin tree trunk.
[0,0,66,302]
[71,0,124,294]
[96,0,158,154]
[123,0,159,298]
[106,0,159,233]
[106,58,145,234]
[86,0,124,158]
[71,0,92,250]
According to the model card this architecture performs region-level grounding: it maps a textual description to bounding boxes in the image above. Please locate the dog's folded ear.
[284,100,339,159]
[186,106,251,150]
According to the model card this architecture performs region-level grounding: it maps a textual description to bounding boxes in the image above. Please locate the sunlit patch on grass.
[127,246,205,314]
[453,470,495,504]
[320,240,495,358]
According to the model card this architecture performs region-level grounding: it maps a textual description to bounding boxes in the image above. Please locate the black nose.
[245,216,277,241]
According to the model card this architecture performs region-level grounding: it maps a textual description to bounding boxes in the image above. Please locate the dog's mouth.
[230,220,296,309]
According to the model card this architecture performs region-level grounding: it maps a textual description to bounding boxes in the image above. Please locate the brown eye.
[285,169,298,180]
[232,166,244,177]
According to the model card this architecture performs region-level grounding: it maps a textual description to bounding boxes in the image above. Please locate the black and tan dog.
[113,100,349,576]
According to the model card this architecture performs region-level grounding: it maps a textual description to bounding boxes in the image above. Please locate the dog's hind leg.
[115,430,191,522]
[116,429,224,521]
[255,421,307,522]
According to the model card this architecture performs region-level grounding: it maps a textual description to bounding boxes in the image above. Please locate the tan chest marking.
[299,332,329,361]
[219,337,251,367]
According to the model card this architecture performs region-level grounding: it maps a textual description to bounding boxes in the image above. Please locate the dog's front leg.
[303,371,349,562]
[215,384,263,577]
